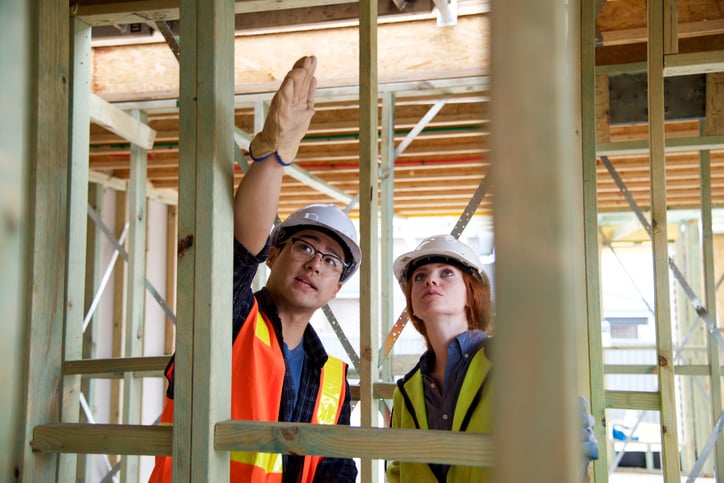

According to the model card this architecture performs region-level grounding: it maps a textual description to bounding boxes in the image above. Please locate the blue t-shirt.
[283,342,305,412]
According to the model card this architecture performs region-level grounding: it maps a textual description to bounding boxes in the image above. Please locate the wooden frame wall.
[16,1,724,483]
[590,2,724,482]
[27,2,492,481]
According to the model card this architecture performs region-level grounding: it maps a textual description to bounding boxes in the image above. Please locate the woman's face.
[409,262,468,321]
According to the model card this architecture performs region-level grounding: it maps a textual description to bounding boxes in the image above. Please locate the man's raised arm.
[233,55,317,254]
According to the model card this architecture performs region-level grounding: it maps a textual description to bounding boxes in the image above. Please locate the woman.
[385,235,599,482]
[386,234,493,483]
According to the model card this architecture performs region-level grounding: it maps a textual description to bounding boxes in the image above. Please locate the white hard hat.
[271,204,361,282]
[393,234,484,289]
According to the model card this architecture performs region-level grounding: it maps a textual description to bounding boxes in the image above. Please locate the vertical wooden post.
[677,219,714,474]
[379,91,395,384]
[111,191,128,437]
[176,0,234,480]
[1,0,30,481]
[674,221,693,471]
[581,1,608,482]
[594,75,610,144]
[251,100,268,291]
[22,0,70,481]
[62,17,93,482]
[359,1,380,481]
[165,204,178,356]
[81,182,103,481]
[492,0,580,481]
[648,1,681,479]
[121,109,148,483]
[701,109,724,478]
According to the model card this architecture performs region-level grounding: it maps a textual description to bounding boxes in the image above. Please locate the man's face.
[265,229,345,311]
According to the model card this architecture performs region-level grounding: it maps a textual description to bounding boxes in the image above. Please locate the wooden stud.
[700,132,724,479]
[110,190,128,470]
[121,109,148,483]
[706,73,724,136]
[22,0,70,480]
[175,0,234,480]
[359,1,380,481]
[648,0,682,479]
[491,0,580,481]
[582,0,609,481]
[664,0,678,55]
[674,221,705,472]
[595,74,610,144]
[80,183,104,480]
[1,1,30,481]
[165,205,177,356]
[60,17,92,482]
[379,91,395,384]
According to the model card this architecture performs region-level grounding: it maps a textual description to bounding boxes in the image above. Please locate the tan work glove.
[249,55,317,165]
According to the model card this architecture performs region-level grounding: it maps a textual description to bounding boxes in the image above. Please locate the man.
[149,56,359,482]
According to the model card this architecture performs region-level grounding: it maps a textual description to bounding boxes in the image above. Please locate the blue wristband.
[249,147,293,167]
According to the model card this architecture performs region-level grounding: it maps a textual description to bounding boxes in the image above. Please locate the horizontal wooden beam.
[604,364,718,376]
[64,356,169,377]
[32,421,494,467]
[59,355,398,399]
[77,0,476,30]
[102,75,489,109]
[89,170,178,205]
[664,50,724,77]
[348,382,395,401]
[598,18,724,47]
[214,420,493,467]
[284,164,355,204]
[73,0,359,26]
[605,390,662,410]
[597,135,724,156]
[32,423,172,455]
[90,94,156,149]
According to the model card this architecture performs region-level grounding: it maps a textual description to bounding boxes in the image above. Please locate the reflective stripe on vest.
[314,356,344,425]
[231,450,283,475]
[300,356,346,482]
[255,309,272,346]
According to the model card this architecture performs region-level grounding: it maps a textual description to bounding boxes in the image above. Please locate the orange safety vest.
[148,300,347,482]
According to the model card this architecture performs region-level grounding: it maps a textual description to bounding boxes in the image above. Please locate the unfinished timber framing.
[10,0,724,482]
[581,2,607,483]
[588,0,724,482]
[22,1,492,481]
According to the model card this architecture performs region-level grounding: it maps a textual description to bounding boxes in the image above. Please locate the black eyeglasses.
[288,237,349,277]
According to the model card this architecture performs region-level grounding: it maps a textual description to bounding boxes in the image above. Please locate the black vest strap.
[397,377,421,429]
